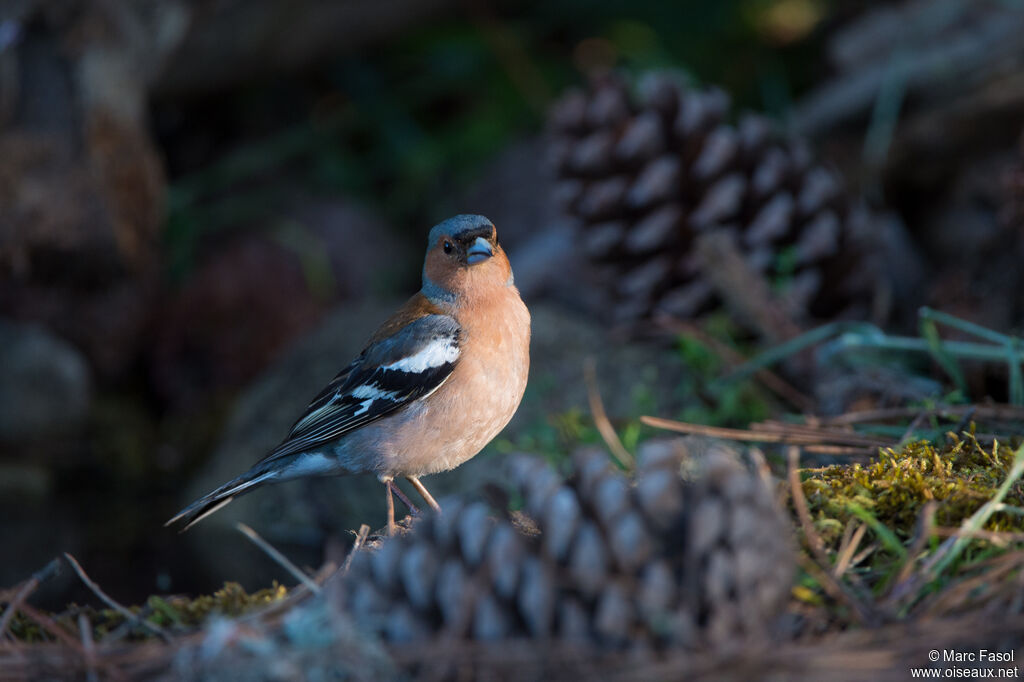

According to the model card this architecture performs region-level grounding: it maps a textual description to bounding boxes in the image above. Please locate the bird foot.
[373,514,417,540]
[387,480,421,516]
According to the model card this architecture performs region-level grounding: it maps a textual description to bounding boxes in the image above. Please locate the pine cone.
[335,439,793,651]
[547,72,876,325]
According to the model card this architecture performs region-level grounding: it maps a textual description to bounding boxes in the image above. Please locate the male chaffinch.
[167,215,530,535]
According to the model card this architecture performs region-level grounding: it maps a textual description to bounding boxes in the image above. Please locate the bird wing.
[256,313,462,464]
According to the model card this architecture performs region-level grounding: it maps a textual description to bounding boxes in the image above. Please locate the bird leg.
[384,479,396,536]
[388,480,420,515]
[406,475,441,512]
[382,479,421,536]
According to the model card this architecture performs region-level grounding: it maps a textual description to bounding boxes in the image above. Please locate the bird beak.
[466,236,494,264]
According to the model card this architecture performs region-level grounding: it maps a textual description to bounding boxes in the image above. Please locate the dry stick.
[932,527,1024,545]
[0,560,58,645]
[694,230,805,345]
[641,415,890,449]
[0,583,35,645]
[924,551,1024,618]
[342,524,371,576]
[802,444,875,456]
[849,543,878,569]
[78,614,99,682]
[63,553,169,642]
[655,316,816,413]
[821,404,1024,426]
[753,420,892,447]
[15,602,128,682]
[583,357,635,470]
[235,523,321,595]
[237,562,338,626]
[787,447,878,626]
[833,522,868,578]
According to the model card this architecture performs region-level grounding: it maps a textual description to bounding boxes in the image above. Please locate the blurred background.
[2,0,1023,611]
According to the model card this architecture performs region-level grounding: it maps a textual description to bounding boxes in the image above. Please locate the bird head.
[422,215,513,302]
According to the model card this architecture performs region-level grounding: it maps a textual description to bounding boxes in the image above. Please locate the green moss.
[146,582,288,628]
[6,582,288,643]
[801,430,1024,551]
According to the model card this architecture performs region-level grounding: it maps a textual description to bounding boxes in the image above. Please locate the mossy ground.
[802,430,1024,549]
[9,582,287,643]
[6,424,1024,646]
[792,428,1024,625]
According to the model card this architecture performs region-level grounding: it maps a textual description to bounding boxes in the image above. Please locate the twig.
[0,558,61,644]
[694,231,805,344]
[16,601,128,682]
[931,527,1024,546]
[788,447,878,626]
[78,614,99,682]
[923,551,1024,618]
[640,416,890,449]
[63,553,169,642]
[583,357,635,470]
[833,522,868,579]
[235,523,321,595]
[802,445,875,456]
[788,446,833,568]
[755,420,891,447]
[821,404,1024,426]
[342,524,371,576]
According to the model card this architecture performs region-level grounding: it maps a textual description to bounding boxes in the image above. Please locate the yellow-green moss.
[801,430,1024,550]
[6,582,288,642]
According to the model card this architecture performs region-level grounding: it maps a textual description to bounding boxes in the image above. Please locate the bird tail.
[165,464,280,532]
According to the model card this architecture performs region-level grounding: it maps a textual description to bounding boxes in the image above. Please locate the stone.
[0,319,92,442]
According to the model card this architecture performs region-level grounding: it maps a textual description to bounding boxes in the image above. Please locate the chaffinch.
[167,215,531,535]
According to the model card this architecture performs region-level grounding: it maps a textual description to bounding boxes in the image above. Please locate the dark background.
[2,0,1023,611]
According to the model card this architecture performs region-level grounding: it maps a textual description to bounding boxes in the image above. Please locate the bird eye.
[443,241,453,254]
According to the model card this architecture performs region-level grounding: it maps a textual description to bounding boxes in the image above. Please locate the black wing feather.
[257,314,461,464]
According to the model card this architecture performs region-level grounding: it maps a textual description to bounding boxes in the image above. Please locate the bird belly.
[338,298,529,478]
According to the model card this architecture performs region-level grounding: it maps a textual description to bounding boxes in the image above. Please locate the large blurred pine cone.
[547,72,877,325]
[334,439,793,651]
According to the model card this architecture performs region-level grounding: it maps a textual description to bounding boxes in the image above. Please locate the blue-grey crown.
[427,214,495,247]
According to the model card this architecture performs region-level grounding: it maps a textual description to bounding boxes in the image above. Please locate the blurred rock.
[178,300,693,582]
[0,319,92,442]
[151,200,410,409]
[0,1,176,379]
[151,238,330,410]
